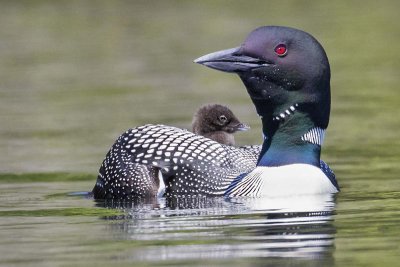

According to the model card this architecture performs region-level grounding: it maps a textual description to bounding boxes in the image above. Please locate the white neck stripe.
[301,127,325,146]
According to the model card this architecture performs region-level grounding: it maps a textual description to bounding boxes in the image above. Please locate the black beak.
[233,122,250,132]
[194,47,271,73]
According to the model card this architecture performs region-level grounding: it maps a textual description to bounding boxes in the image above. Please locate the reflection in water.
[96,194,337,264]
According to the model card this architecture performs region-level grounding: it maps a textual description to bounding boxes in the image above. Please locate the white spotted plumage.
[93,124,260,199]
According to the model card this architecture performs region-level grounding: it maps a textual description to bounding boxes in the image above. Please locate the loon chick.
[93,26,339,199]
[192,104,250,145]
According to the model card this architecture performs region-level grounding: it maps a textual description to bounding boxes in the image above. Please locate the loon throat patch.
[301,127,325,146]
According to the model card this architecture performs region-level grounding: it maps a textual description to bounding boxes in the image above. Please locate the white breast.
[227,164,338,197]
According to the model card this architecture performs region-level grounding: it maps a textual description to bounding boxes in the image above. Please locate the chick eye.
[274,43,287,57]
[219,115,227,122]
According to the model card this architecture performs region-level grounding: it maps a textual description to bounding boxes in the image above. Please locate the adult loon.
[92,26,339,199]
[192,104,250,146]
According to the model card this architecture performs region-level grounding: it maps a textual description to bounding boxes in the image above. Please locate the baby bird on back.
[192,104,250,146]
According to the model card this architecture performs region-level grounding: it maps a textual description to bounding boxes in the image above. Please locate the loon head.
[192,104,250,145]
[195,26,330,130]
[195,26,331,166]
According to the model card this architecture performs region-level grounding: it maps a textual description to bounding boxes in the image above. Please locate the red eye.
[274,44,287,57]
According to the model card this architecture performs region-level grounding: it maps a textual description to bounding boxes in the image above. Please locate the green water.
[0,1,399,266]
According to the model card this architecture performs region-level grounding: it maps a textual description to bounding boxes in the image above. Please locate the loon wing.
[93,124,258,199]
